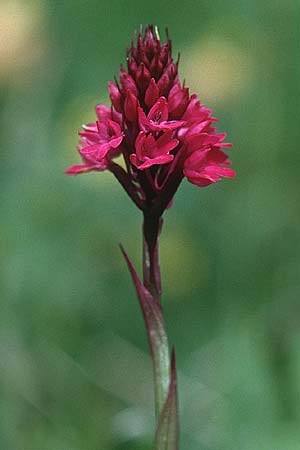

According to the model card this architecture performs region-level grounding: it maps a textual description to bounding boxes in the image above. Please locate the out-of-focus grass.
[1,1,300,449]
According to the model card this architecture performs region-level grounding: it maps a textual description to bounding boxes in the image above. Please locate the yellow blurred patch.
[0,0,44,80]
[180,36,253,105]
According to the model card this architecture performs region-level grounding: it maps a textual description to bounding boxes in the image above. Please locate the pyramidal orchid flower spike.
[66,25,235,449]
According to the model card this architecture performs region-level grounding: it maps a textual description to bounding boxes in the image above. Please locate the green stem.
[142,215,171,419]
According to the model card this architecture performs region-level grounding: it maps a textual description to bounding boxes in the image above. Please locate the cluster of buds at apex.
[66,25,235,216]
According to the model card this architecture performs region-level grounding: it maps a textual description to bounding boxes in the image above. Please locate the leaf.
[154,349,179,450]
[120,245,170,417]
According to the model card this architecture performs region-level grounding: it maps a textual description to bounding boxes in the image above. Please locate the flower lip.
[65,162,107,175]
[130,130,178,169]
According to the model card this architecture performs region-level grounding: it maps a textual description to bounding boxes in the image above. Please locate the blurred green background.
[1,0,300,449]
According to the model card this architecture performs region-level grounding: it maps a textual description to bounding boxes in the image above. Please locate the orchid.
[66,25,235,450]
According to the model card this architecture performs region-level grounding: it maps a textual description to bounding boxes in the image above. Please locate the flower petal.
[80,143,110,160]
[145,77,160,107]
[65,163,106,175]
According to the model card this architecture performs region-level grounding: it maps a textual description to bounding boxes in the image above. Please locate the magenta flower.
[138,97,185,132]
[65,105,124,175]
[130,130,178,169]
[66,24,235,209]
[184,147,235,187]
